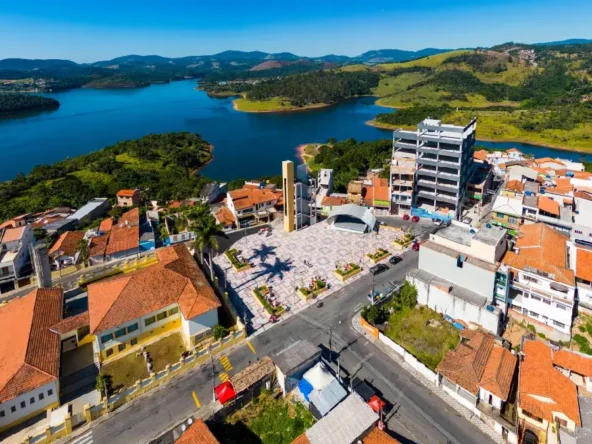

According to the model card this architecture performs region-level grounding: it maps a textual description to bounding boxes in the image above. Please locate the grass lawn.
[376,50,470,70]
[211,391,315,444]
[102,332,186,390]
[233,96,331,113]
[385,306,460,371]
[115,152,162,171]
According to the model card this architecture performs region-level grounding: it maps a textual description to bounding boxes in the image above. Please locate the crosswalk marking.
[69,430,93,444]
[219,372,229,382]
[220,355,232,371]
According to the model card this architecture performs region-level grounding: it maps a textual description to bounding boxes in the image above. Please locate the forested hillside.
[0,133,213,220]
[0,93,59,114]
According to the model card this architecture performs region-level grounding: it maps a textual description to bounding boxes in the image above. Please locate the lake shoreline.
[365,119,592,155]
[232,98,334,113]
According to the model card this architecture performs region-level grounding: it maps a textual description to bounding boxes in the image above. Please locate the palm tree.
[77,239,90,268]
[191,212,227,280]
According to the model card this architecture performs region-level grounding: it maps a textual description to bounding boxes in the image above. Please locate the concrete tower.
[282,160,295,233]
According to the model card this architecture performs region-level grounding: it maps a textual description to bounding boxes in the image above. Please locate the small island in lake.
[0,93,60,115]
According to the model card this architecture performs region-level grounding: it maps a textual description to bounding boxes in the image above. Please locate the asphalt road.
[83,247,493,444]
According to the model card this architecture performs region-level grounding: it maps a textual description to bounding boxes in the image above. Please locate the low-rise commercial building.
[226,185,281,228]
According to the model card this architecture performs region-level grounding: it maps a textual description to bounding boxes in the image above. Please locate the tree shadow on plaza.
[235,257,294,290]
[247,243,277,263]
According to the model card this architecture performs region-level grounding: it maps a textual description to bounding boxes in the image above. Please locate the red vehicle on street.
[411,215,420,223]
[412,241,420,251]
[402,214,410,221]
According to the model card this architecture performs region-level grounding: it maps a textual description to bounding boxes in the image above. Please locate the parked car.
[412,241,420,251]
[433,218,451,227]
[389,256,402,265]
[462,216,473,225]
[411,215,419,223]
[369,263,389,275]
[402,214,410,221]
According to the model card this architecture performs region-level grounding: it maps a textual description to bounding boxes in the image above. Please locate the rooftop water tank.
[525,191,532,196]
[486,224,492,228]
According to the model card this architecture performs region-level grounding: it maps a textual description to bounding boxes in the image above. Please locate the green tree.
[96,373,113,398]
[191,211,228,279]
[212,325,228,341]
[77,239,90,267]
[398,280,418,309]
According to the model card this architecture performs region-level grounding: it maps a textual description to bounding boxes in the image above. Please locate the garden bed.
[225,248,251,272]
[367,248,390,264]
[333,263,361,282]
[298,280,328,300]
[253,285,285,317]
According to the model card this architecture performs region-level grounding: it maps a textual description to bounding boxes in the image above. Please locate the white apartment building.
[503,223,575,340]
[0,224,34,294]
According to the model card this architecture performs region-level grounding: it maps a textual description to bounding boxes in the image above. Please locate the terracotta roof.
[0,213,31,230]
[117,207,140,227]
[215,206,235,226]
[230,357,275,394]
[505,180,524,193]
[321,195,348,206]
[537,196,560,216]
[436,330,516,400]
[106,225,139,256]
[48,231,85,257]
[168,200,196,210]
[363,428,402,444]
[31,215,64,229]
[0,288,63,403]
[519,340,580,426]
[574,191,592,201]
[502,223,574,286]
[89,234,109,258]
[474,150,489,161]
[117,189,139,198]
[88,244,221,334]
[1,226,26,243]
[536,157,564,165]
[507,148,523,154]
[50,312,90,335]
[175,419,219,444]
[576,249,592,283]
[572,171,592,179]
[553,349,592,378]
[99,218,113,232]
[228,188,279,211]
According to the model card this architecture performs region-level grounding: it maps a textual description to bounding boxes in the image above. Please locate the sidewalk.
[351,315,505,444]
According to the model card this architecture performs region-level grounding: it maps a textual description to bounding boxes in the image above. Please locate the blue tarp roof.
[298,378,314,402]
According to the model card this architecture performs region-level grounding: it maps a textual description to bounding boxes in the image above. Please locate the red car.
[411,215,420,223]
[402,214,410,221]
[412,242,420,251]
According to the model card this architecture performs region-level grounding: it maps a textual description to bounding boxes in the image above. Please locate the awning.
[215,381,236,404]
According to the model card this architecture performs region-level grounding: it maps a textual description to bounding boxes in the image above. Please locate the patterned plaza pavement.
[215,221,406,333]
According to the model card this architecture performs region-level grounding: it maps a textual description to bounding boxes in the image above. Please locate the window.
[157,311,168,321]
[145,316,156,326]
[48,389,53,396]
[456,255,464,268]
[554,320,566,328]
[575,230,583,235]
[0,410,4,417]
[169,307,179,316]
[127,323,138,334]
[115,328,127,338]
[39,393,44,401]
[118,343,126,352]
[130,338,138,346]
[508,217,518,224]
[523,275,539,284]
[106,348,114,357]
[11,406,16,413]
[543,298,551,305]
[556,303,568,310]
[496,212,505,219]
[101,333,113,344]
[30,397,35,404]
[20,401,25,408]
[531,295,541,301]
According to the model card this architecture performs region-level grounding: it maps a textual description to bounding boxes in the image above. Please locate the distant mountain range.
[537,38,592,46]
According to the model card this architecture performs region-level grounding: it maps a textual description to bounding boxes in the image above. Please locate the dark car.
[370,263,389,275]
[389,256,402,265]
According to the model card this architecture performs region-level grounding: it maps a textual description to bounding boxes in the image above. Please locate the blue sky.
[1,0,590,62]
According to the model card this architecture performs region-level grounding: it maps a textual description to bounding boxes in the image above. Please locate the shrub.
[213,325,228,341]
[526,324,536,333]
[361,304,387,325]
[538,332,546,339]
[574,334,592,355]
[96,373,113,397]
[579,325,586,333]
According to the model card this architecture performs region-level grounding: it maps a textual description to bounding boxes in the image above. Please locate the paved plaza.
[215,221,407,332]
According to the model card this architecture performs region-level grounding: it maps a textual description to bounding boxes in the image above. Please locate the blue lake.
[1,79,590,182]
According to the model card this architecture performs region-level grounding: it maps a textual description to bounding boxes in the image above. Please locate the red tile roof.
[0,288,63,403]
[117,207,140,227]
[228,188,279,211]
[1,226,26,243]
[505,180,524,193]
[537,196,560,216]
[436,329,516,400]
[106,225,139,256]
[507,148,523,154]
[576,248,592,283]
[50,312,90,335]
[215,206,235,226]
[89,235,109,259]
[363,428,402,444]
[99,218,113,232]
[503,223,574,286]
[474,150,489,161]
[175,419,220,444]
[519,340,580,426]
[321,195,348,206]
[88,245,221,334]
[552,349,592,378]
[48,231,85,257]
[117,189,139,198]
